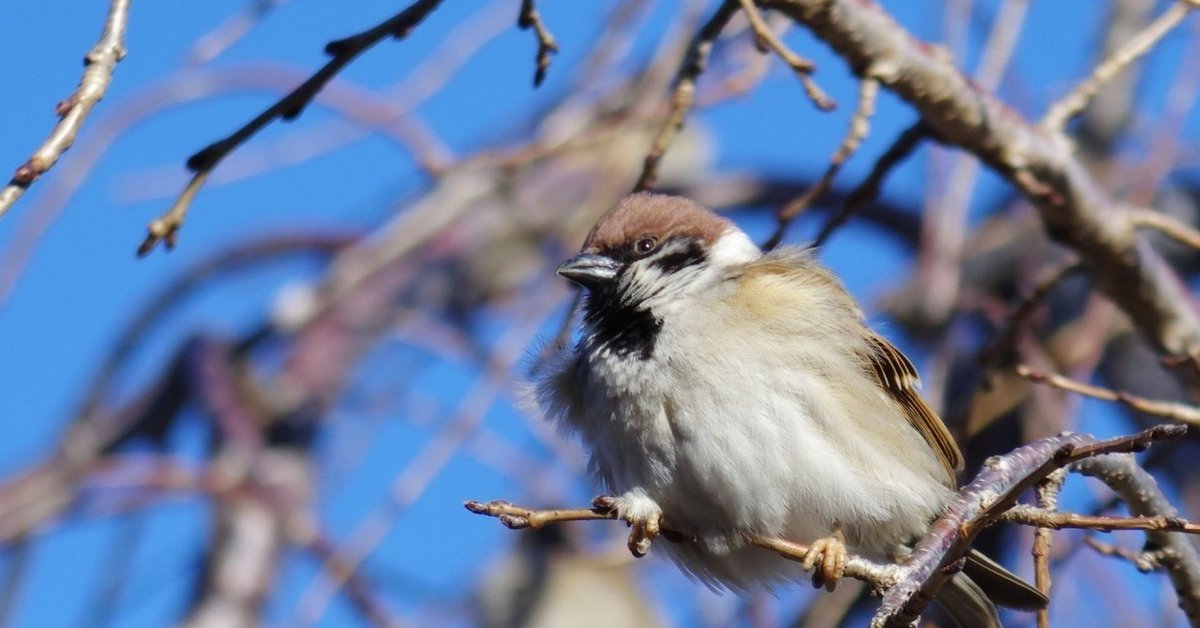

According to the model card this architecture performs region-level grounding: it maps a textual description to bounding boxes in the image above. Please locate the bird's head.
[558,193,760,315]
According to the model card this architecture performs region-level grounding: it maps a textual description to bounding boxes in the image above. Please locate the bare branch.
[517,0,559,87]
[874,425,1185,627]
[0,0,130,219]
[1032,469,1066,628]
[1074,453,1200,623]
[1003,504,1200,534]
[736,0,833,111]
[813,121,928,247]
[1043,1,1199,130]
[764,76,877,249]
[1016,364,1200,425]
[635,1,739,192]
[768,0,1200,365]
[468,426,1186,627]
[138,0,445,255]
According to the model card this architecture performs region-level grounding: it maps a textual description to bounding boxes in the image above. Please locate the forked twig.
[736,0,834,111]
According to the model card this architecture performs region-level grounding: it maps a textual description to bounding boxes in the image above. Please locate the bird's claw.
[802,528,846,591]
[595,492,663,558]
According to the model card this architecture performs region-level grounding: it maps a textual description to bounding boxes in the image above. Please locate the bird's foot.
[593,490,662,558]
[802,528,846,592]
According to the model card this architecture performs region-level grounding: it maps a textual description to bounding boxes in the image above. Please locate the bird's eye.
[634,236,658,256]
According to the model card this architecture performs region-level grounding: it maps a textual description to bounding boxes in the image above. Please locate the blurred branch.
[1016,364,1200,426]
[469,426,1187,627]
[1130,207,1200,250]
[635,0,739,192]
[813,121,928,247]
[736,0,833,111]
[188,0,290,66]
[978,257,1082,368]
[768,0,1200,368]
[1042,0,1198,130]
[0,0,130,219]
[764,75,878,250]
[138,0,446,255]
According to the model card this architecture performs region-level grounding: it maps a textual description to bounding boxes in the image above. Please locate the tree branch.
[137,0,445,255]
[0,0,130,219]
[767,0,1200,367]
[467,426,1187,627]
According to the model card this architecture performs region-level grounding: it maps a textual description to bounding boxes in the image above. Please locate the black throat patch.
[582,290,662,361]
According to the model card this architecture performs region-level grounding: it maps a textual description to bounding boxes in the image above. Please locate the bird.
[534,193,1047,626]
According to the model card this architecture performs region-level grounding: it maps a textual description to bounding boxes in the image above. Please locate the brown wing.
[862,334,963,485]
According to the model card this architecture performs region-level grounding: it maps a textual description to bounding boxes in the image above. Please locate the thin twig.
[137,0,445,255]
[1043,0,1199,129]
[764,76,878,250]
[0,0,130,219]
[1130,207,1200,250]
[735,0,834,111]
[187,0,290,66]
[1032,470,1065,628]
[1016,364,1200,425]
[1084,536,1165,570]
[517,0,559,87]
[978,257,1083,367]
[634,0,739,192]
[813,121,929,247]
[1003,504,1200,535]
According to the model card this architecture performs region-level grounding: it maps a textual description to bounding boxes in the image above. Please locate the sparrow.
[535,193,1047,626]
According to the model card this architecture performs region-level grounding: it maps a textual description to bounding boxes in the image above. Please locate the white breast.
[547,285,953,589]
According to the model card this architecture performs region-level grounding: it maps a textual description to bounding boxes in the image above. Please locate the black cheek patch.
[650,240,706,274]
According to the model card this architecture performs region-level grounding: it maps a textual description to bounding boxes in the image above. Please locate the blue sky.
[0,1,1196,626]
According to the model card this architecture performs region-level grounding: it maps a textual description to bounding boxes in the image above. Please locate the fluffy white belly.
[575,347,953,589]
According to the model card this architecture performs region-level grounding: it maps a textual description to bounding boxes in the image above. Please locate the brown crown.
[582,193,733,254]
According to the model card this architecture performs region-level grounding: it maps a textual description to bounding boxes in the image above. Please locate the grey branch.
[468,426,1189,627]
[766,0,1200,365]
[1074,453,1200,624]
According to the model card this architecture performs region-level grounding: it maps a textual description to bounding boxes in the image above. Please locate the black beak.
[556,253,620,290]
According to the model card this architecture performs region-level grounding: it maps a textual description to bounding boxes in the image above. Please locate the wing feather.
[737,249,964,485]
[862,334,963,484]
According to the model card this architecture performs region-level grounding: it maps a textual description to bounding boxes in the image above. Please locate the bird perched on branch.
[535,193,1046,626]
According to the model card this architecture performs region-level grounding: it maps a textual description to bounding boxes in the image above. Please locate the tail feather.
[964,549,1049,611]
[937,573,1000,628]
